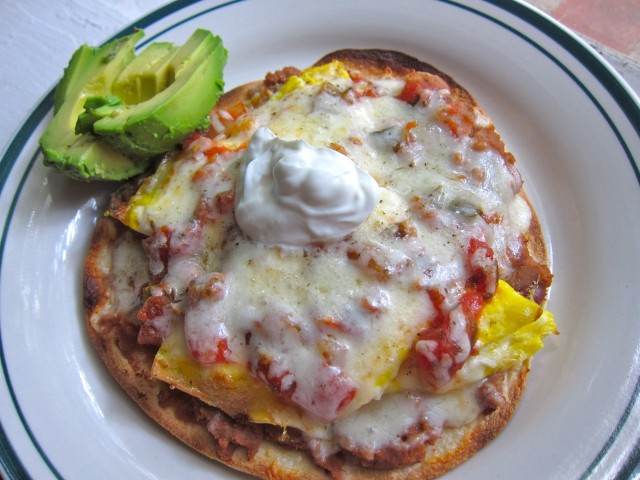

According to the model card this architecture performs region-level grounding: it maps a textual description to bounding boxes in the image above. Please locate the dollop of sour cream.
[235,127,380,247]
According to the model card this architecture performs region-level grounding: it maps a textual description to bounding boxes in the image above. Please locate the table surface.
[0,1,638,479]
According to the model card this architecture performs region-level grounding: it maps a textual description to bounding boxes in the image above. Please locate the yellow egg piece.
[274,60,350,99]
[477,279,547,346]
[114,152,203,235]
[152,328,327,434]
[451,280,557,388]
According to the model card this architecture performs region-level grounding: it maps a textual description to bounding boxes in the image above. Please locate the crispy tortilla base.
[84,49,550,479]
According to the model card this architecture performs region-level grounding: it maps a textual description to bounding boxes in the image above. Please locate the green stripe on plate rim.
[0,0,639,478]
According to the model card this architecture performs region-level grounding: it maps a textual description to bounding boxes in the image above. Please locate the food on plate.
[84,48,556,479]
[39,29,226,181]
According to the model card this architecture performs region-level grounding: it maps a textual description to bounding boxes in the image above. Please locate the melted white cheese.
[129,64,536,451]
[333,385,483,452]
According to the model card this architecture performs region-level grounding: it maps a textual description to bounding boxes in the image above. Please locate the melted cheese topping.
[118,61,555,455]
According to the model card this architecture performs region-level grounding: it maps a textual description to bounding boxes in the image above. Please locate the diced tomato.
[226,102,248,119]
[397,76,423,105]
[415,315,465,384]
[253,354,297,398]
[416,289,462,376]
[461,290,484,321]
[293,363,357,422]
[408,240,499,389]
[337,385,358,412]
[186,324,232,365]
[414,286,478,387]
[181,131,203,152]
[466,237,497,299]
[309,366,357,418]
[184,273,231,365]
[203,139,249,160]
[252,353,357,422]
[191,167,209,184]
[138,296,166,322]
[397,71,448,105]
[189,337,231,364]
[427,287,446,309]
[137,292,172,322]
[468,237,493,258]
[435,100,475,138]
[205,142,233,158]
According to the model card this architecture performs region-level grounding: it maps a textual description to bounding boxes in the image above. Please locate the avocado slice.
[39,29,227,181]
[40,31,148,181]
[85,29,227,159]
[112,42,178,105]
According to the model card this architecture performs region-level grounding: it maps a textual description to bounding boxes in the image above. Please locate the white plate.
[1,0,640,479]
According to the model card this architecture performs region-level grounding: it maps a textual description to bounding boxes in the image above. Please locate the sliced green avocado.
[40,31,148,181]
[84,29,227,159]
[112,42,178,105]
[40,29,227,181]
[75,95,123,135]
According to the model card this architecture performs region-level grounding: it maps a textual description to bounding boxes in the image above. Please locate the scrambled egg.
[451,280,557,389]
[153,329,325,432]
[274,60,350,99]
[113,153,202,235]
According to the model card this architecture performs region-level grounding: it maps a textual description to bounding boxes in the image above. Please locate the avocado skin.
[42,134,149,181]
[39,31,150,181]
[89,29,227,159]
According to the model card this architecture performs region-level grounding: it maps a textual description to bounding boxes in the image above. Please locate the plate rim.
[1,0,639,479]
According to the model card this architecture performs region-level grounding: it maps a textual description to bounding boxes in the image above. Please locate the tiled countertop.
[530,0,639,61]
[527,0,640,92]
